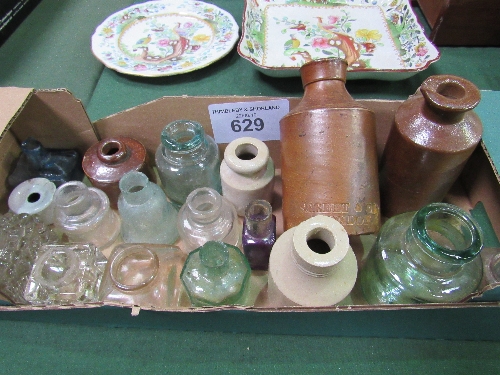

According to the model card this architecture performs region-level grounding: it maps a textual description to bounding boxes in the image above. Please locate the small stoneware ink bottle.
[242,200,276,270]
[83,137,154,209]
[8,137,83,188]
[220,137,275,216]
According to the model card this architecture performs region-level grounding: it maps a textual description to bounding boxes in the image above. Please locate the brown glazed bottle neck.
[298,58,357,108]
[97,139,129,164]
[420,75,481,124]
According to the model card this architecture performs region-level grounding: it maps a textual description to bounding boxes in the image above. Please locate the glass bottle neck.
[245,200,273,237]
[160,120,209,165]
[404,203,482,275]
[186,188,223,225]
[22,137,50,166]
[199,241,229,279]
[119,172,153,205]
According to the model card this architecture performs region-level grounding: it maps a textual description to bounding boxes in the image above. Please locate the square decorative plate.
[91,0,239,77]
[237,0,440,80]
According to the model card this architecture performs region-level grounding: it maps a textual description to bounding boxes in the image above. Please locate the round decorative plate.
[91,0,239,77]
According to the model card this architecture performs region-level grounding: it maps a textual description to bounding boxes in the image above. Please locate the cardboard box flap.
[0,87,34,139]
[6,89,99,155]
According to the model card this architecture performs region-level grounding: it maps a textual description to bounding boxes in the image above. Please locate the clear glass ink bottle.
[177,187,240,253]
[53,181,121,250]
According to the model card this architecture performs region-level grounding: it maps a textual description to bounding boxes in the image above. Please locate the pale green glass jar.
[155,120,222,207]
[359,203,484,304]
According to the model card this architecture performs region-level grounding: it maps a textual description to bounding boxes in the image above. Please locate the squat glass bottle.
[8,137,83,188]
[359,203,484,304]
[177,187,240,253]
[53,181,121,250]
[181,241,251,307]
[155,120,222,207]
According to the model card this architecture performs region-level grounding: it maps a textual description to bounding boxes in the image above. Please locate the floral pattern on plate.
[238,0,440,80]
[91,0,239,77]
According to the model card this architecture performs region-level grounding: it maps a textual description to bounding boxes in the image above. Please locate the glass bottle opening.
[161,120,204,151]
[27,192,41,203]
[33,248,79,288]
[199,242,229,269]
[413,203,482,262]
[245,200,272,234]
[187,188,222,223]
[110,246,159,291]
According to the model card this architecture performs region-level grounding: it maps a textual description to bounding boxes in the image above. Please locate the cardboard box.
[417,0,500,46]
[1,87,499,339]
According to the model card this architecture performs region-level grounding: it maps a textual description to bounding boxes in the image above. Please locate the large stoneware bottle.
[279,58,380,235]
[379,75,483,217]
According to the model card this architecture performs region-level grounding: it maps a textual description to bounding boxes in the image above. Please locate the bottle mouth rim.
[109,245,159,291]
[33,246,80,288]
[413,203,483,262]
[161,120,204,151]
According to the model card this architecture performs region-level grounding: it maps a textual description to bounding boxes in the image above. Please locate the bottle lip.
[300,57,348,87]
[97,138,128,164]
[161,120,204,151]
[420,75,481,113]
[412,203,483,262]
[186,187,223,222]
[8,177,56,214]
[291,215,350,277]
[109,245,159,291]
[33,246,80,289]
[54,181,110,231]
[224,137,269,175]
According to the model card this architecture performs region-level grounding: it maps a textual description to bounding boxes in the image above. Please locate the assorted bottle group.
[0,58,491,310]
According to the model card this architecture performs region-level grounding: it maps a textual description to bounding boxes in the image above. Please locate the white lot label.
[208,99,289,144]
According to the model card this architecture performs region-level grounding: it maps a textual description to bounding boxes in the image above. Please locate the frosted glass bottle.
[100,243,187,308]
[242,199,276,270]
[359,203,484,304]
[53,181,121,250]
[181,241,251,307]
[268,215,358,307]
[118,171,178,244]
[155,120,222,207]
[8,177,56,224]
[220,137,275,216]
[177,187,240,253]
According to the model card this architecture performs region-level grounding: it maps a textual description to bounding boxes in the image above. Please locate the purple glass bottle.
[242,200,276,270]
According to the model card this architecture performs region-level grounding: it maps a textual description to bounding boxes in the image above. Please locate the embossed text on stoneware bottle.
[279,58,380,235]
